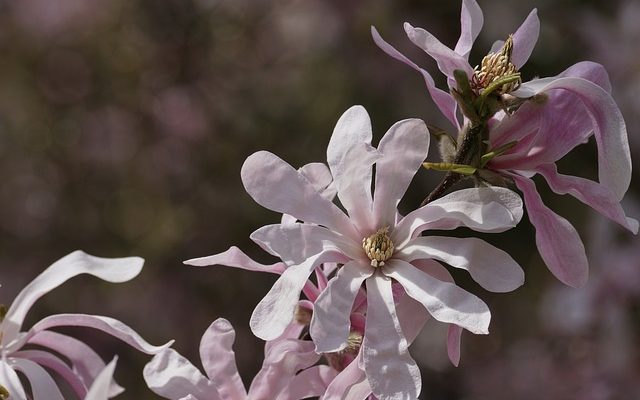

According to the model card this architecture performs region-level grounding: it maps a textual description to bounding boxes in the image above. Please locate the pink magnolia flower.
[373,0,637,287]
[188,105,524,399]
[0,251,172,400]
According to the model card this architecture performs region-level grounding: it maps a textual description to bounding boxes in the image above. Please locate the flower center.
[0,385,8,400]
[362,227,394,267]
[471,35,521,95]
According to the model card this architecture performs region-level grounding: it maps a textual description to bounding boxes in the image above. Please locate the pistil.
[471,35,521,95]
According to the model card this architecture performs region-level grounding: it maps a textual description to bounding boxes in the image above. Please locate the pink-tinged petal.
[10,358,64,400]
[143,349,221,400]
[447,325,463,367]
[299,162,334,194]
[13,350,86,398]
[327,106,379,235]
[384,260,490,334]
[250,223,361,264]
[403,22,474,81]
[26,330,123,397]
[393,187,523,248]
[247,339,320,400]
[512,174,588,287]
[454,0,484,58]
[27,314,173,355]
[371,27,460,128]
[250,251,340,340]
[489,100,540,149]
[323,353,369,400]
[362,274,421,400]
[536,164,638,234]
[373,119,430,228]
[397,236,524,292]
[276,365,338,400]
[0,359,27,399]
[1,251,143,345]
[199,319,247,400]
[85,357,118,400]
[510,9,539,69]
[310,261,373,353]
[241,151,359,239]
[184,246,285,274]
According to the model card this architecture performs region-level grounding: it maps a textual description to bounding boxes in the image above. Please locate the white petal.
[85,357,118,400]
[184,246,285,274]
[454,0,484,58]
[0,359,27,399]
[10,358,64,400]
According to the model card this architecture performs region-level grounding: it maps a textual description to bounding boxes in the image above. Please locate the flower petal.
[454,0,484,59]
[199,319,247,400]
[183,246,285,274]
[362,274,421,400]
[1,251,143,345]
[10,358,65,400]
[384,259,490,334]
[241,150,359,239]
[397,236,524,292]
[323,353,369,400]
[310,261,372,353]
[447,325,463,367]
[277,365,338,400]
[327,106,380,234]
[511,9,539,69]
[373,119,429,228]
[144,348,220,400]
[512,174,588,287]
[0,359,27,399]
[13,350,87,398]
[85,357,118,400]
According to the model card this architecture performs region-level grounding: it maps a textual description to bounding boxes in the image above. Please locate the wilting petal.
[310,261,372,353]
[536,164,638,233]
[327,106,379,234]
[510,9,539,69]
[373,119,429,228]
[0,359,27,399]
[384,260,490,334]
[144,349,220,400]
[362,274,421,400]
[397,236,524,292]
[371,27,459,128]
[278,365,338,400]
[1,251,143,345]
[184,246,285,274]
[323,353,369,400]
[199,319,247,400]
[454,0,484,58]
[512,174,588,287]
[85,357,118,400]
[14,350,86,398]
[241,151,359,239]
[11,358,64,400]
[250,251,341,340]
[393,187,523,247]
[403,23,474,81]
[447,325,463,367]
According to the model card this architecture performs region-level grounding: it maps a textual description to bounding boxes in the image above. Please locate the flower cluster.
[0,1,636,399]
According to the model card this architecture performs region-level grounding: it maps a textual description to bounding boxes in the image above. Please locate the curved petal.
[299,162,334,194]
[323,353,369,400]
[200,319,247,400]
[512,174,588,287]
[327,106,379,234]
[241,151,359,240]
[454,0,484,59]
[511,9,539,69]
[183,246,285,274]
[373,119,429,228]
[11,358,65,400]
[362,274,421,400]
[397,236,524,292]
[276,365,338,400]
[447,325,463,367]
[1,251,143,345]
[371,26,460,128]
[85,357,118,400]
[13,350,87,398]
[0,359,27,399]
[536,164,638,233]
[144,349,220,400]
[310,261,372,353]
[384,259,490,334]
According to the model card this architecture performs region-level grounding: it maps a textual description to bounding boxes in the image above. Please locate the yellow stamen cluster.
[471,35,521,95]
[345,331,363,354]
[0,385,8,400]
[362,227,394,267]
[294,305,312,326]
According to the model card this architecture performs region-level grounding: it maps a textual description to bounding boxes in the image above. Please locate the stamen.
[471,35,521,95]
[0,385,8,400]
[362,227,394,267]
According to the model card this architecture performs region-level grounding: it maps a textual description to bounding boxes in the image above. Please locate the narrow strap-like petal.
[10,358,65,400]
[512,174,589,287]
[12,350,87,398]
[0,359,27,399]
[276,365,338,400]
[200,319,247,400]
[384,259,490,334]
[511,9,539,69]
[184,246,285,274]
[85,357,118,400]
[454,0,484,58]
[447,325,463,367]
[373,119,429,228]
[310,260,372,353]
[362,274,421,400]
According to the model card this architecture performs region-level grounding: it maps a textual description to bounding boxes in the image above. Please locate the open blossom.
[187,105,524,399]
[373,0,637,287]
[0,251,172,400]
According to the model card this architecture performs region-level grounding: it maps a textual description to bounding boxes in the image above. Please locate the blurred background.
[0,0,638,398]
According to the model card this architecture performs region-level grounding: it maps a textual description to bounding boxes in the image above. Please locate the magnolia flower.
[373,0,637,287]
[188,105,524,399]
[0,251,172,400]
[144,317,338,400]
